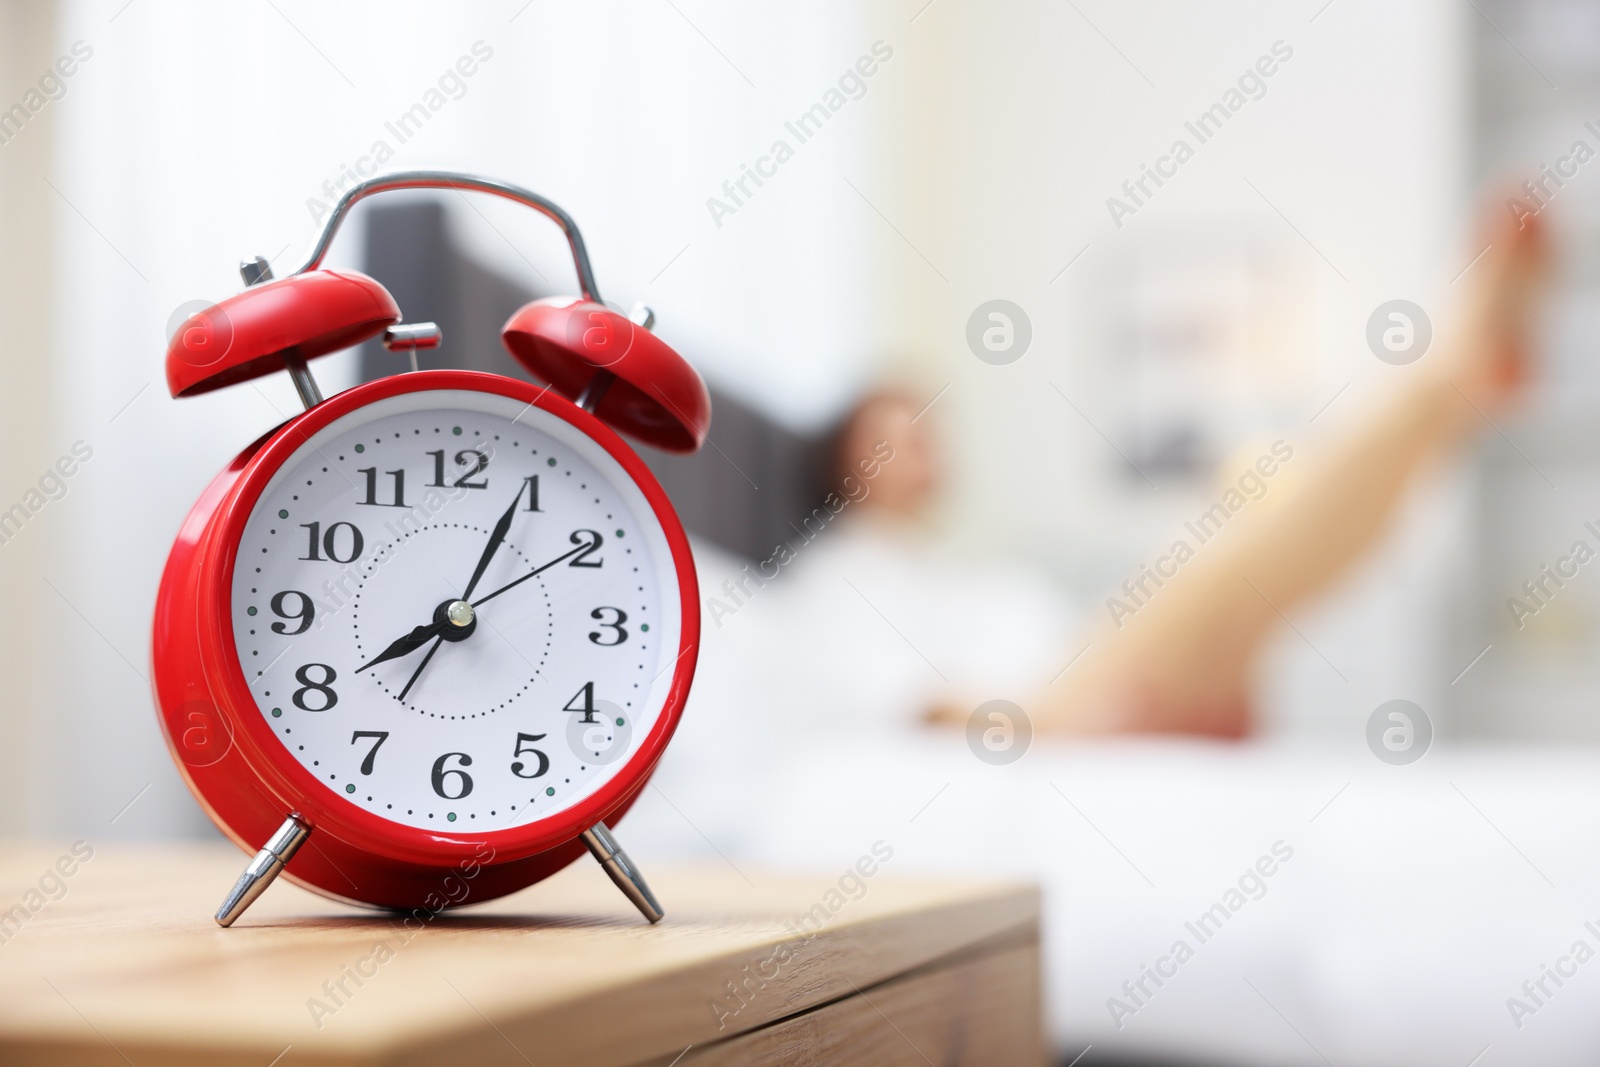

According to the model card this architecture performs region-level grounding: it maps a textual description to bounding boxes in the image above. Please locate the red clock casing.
[151,369,700,910]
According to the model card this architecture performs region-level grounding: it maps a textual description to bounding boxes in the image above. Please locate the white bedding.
[623,537,1600,1064]
[633,731,1600,1064]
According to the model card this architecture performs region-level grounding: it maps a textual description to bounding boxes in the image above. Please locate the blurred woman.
[818,204,1546,738]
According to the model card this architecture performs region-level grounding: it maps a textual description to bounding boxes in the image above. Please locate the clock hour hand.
[354,621,442,674]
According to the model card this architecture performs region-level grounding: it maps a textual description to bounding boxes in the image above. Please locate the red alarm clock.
[153,172,709,927]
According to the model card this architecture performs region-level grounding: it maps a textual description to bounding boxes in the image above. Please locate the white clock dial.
[228,389,683,832]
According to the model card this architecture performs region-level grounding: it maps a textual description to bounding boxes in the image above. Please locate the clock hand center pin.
[436,598,476,642]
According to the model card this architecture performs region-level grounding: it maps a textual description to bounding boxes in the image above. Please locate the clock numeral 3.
[269,590,315,635]
[350,730,389,775]
[292,663,339,712]
[568,530,603,568]
[431,752,474,799]
[588,607,628,646]
[300,521,364,564]
[563,681,601,724]
[510,733,549,778]
[427,449,489,490]
[357,468,407,508]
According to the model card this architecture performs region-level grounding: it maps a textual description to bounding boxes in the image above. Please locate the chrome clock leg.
[582,821,663,923]
[215,814,312,927]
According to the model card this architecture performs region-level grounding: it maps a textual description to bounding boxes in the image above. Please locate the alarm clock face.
[226,387,683,834]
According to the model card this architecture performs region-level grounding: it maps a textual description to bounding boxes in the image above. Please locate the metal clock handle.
[292,169,602,303]
[240,170,609,410]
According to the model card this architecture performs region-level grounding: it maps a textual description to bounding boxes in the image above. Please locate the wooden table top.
[0,842,1039,1066]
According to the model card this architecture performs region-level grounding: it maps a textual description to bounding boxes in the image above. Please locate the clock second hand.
[469,538,590,609]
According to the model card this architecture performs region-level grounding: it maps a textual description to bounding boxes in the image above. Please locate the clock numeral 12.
[426,450,488,490]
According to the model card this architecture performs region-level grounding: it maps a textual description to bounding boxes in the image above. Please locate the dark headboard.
[357,199,836,562]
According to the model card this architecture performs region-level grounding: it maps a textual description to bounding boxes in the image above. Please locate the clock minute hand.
[470,539,590,609]
[462,482,525,601]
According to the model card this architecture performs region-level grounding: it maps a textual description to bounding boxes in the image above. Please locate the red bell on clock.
[154,172,707,926]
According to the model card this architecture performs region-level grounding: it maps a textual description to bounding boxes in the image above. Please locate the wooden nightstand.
[0,843,1043,1065]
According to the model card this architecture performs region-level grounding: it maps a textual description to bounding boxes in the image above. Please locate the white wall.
[0,0,58,835]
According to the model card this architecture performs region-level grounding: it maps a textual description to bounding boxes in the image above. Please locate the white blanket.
[624,536,1600,1064]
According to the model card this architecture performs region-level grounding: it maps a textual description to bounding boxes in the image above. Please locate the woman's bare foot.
[1434,195,1547,416]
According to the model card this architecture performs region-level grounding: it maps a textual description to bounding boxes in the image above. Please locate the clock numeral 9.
[292,663,338,712]
[431,752,474,799]
[588,607,628,646]
[269,590,315,635]
[427,449,489,490]
[511,733,549,778]
[300,521,364,564]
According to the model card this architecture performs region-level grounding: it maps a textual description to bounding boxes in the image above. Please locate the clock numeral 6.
[292,663,338,712]
[269,590,315,635]
[299,521,364,564]
[350,730,389,776]
[511,733,549,779]
[588,607,628,646]
[431,752,474,800]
